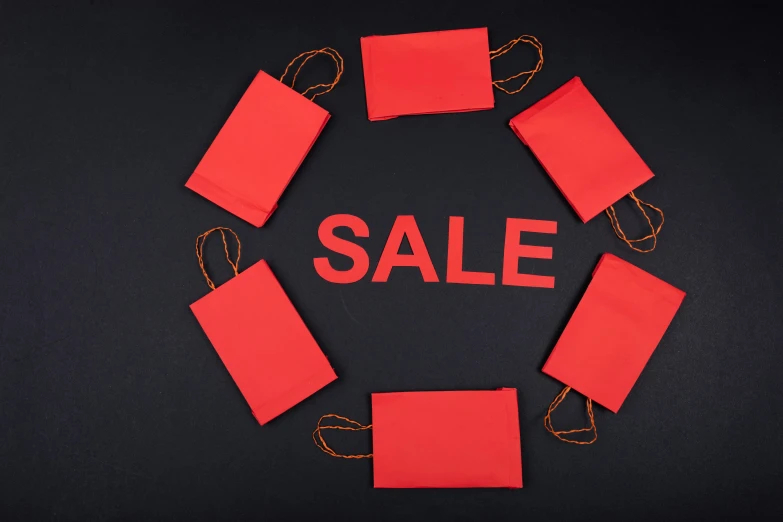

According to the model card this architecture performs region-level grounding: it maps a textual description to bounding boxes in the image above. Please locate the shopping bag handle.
[544,386,598,445]
[313,413,373,459]
[195,227,241,290]
[490,35,544,95]
[280,47,345,101]
[606,191,665,253]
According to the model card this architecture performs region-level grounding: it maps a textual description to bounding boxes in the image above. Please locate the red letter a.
[372,216,439,282]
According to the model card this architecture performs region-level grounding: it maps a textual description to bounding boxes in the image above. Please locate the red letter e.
[502,218,557,288]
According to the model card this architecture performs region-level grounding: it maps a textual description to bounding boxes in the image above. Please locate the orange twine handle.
[606,191,665,253]
[489,35,544,95]
[195,227,241,290]
[313,414,373,459]
[544,386,597,445]
[280,47,344,101]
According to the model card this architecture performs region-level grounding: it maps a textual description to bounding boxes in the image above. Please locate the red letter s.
[314,214,370,284]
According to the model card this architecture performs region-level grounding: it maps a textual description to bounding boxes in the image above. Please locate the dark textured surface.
[1,2,781,521]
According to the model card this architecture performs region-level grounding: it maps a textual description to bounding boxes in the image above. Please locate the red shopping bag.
[360,28,543,120]
[542,254,685,444]
[190,228,337,425]
[510,77,665,252]
[313,388,523,488]
[186,49,344,227]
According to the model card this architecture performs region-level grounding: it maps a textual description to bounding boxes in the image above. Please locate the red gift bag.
[186,49,344,227]
[510,77,665,252]
[190,227,337,425]
[360,28,543,120]
[313,388,523,488]
[542,254,685,444]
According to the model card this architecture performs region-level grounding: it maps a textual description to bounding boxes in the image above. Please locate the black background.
[2,2,782,521]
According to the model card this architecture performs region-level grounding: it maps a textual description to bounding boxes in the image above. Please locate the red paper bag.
[510,77,664,252]
[361,29,543,120]
[186,49,343,227]
[314,388,523,488]
[190,228,337,425]
[542,254,685,443]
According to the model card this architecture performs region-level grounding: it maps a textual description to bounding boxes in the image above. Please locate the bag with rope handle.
[360,28,543,120]
[314,388,523,488]
[186,48,344,227]
[541,253,685,445]
[189,228,337,425]
[510,77,666,253]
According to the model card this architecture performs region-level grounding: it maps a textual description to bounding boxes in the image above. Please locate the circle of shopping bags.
[186,28,684,489]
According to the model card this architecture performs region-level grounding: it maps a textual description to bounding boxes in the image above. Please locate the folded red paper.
[542,254,685,442]
[510,77,664,252]
[186,49,343,226]
[190,228,336,425]
[313,388,522,488]
[360,28,543,120]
